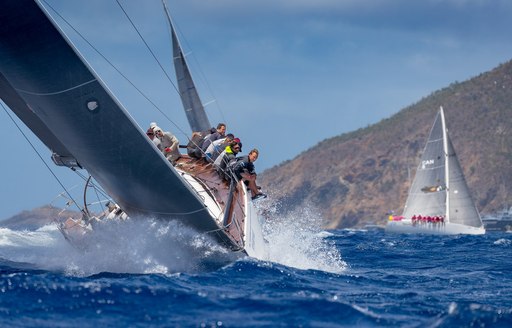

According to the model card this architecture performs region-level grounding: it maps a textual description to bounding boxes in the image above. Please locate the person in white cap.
[146,122,161,148]
[154,127,180,165]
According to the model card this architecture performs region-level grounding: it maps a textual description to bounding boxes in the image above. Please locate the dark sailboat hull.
[0,0,231,243]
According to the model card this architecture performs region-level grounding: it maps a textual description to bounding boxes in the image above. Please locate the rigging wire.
[33,1,238,215]
[113,1,224,157]
[114,0,219,140]
[39,0,191,141]
[41,0,229,158]
[0,101,82,214]
[114,0,179,95]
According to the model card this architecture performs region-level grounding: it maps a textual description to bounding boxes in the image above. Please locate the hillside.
[0,205,80,231]
[259,60,512,229]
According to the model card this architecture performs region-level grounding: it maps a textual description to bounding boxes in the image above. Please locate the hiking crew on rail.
[147,122,267,200]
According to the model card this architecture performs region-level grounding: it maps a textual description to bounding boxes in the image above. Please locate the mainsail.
[446,135,482,227]
[402,107,482,228]
[162,1,211,133]
[0,0,219,232]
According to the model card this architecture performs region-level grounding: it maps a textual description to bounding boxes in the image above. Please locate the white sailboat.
[0,0,268,257]
[386,107,485,235]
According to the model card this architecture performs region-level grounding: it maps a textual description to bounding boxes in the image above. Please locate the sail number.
[421,159,435,169]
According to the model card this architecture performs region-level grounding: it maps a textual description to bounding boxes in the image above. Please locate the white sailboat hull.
[386,220,485,235]
[243,200,268,259]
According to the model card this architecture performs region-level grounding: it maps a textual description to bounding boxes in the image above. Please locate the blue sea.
[1,210,511,327]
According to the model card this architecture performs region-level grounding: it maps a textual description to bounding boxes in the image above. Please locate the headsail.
[162,0,211,133]
[403,110,447,218]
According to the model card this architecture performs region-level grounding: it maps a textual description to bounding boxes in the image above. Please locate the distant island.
[260,60,512,229]
[3,61,512,231]
[0,205,80,231]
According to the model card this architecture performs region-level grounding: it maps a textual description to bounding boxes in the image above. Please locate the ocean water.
[1,209,511,327]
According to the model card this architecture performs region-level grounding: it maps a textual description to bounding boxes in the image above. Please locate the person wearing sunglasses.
[214,141,241,180]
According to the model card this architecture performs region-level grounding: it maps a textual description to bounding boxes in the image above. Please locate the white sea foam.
[0,201,346,275]
[493,238,511,246]
[255,201,347,274]
[0,225,59,247]
[0,219,237,276]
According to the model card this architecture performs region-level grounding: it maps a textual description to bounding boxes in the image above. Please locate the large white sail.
[446,136,483,227]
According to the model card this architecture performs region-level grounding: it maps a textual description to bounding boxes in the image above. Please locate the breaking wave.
[0,220,237,276]
[0,201,345,275]
[256,200,347,274]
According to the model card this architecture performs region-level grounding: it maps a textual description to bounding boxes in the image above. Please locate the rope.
[114,0,179,95]
[0,101,82,213]
[114,0,208,142]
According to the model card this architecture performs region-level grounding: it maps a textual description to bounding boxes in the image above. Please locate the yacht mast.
[440,106,450,223]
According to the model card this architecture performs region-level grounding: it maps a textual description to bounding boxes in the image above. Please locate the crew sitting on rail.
[411,214,445,225]
[186,127,216,159]
[205,133,235,162]
[214,141,241,181]
[201,123,226,153]
[228,148,267,200]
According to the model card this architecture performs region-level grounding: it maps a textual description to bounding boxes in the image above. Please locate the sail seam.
[427,138,443,143]
[418,165,444,170]
[15,79,97,96]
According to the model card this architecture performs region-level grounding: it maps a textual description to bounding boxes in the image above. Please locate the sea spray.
[255,200,347,274]
[0,201,346,276]
[0,219,239,276]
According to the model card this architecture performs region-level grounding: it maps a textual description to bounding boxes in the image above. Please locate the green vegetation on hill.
[260,60,512,228]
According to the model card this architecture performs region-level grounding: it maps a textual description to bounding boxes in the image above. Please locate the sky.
[1,0,512,220]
